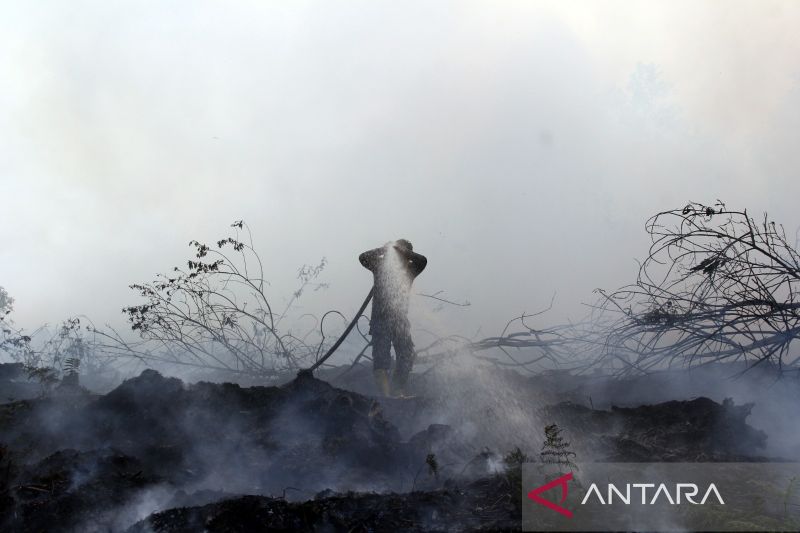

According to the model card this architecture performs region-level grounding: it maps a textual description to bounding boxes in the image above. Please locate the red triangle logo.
[527,472,574,518]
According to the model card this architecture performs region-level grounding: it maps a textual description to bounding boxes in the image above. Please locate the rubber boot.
[373,369,391,397]
[391,373,412,398]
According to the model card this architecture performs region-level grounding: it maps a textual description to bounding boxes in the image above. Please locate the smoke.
[578,363,800,459]
[3,2,799,340]
[1,2,799,529]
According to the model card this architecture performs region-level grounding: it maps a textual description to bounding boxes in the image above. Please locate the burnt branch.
[120,221,330,377]
[596,201,800,376]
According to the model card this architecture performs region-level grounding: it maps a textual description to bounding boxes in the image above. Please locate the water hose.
[305,287,373,373]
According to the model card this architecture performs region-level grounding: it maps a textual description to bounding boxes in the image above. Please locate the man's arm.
[359,247,385,272]
[395,247,427,277]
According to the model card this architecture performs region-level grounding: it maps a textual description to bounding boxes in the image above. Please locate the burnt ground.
[0,360,789,532]
[128,476,518,533]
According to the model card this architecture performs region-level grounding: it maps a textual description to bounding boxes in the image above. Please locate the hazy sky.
[2,1,799,339]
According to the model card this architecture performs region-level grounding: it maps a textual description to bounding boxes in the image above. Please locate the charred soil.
[0,363,778,532]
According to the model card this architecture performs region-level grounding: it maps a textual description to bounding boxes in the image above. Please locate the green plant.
[425,453,439,479]
[502,446,531,501]
[540,424,577,472]
[62,357,81,387]
[412,453,440,491]
[503,447,530,469]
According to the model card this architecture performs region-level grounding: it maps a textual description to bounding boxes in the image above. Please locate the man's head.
[395,239,413,251]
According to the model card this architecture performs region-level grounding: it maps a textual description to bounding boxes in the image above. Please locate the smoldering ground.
[0,365,491,531]
[0,348,795,532]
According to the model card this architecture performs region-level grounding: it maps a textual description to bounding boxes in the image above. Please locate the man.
[359,239,427,397]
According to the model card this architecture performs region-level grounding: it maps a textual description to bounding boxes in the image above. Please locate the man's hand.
[393,244,409,258]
